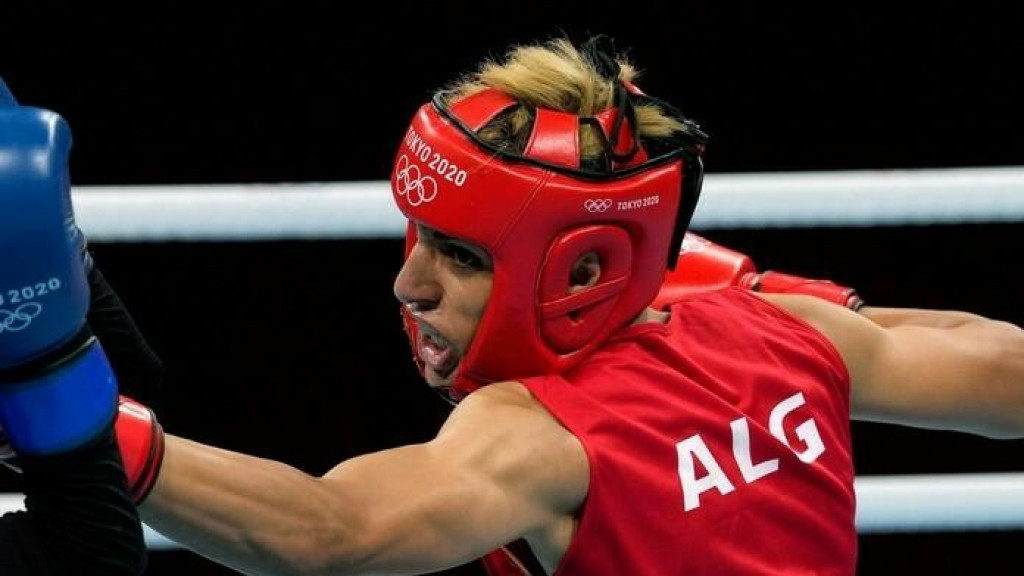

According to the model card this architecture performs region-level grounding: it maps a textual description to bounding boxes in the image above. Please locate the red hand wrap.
[114,395,165,503]
[741,271,865,311]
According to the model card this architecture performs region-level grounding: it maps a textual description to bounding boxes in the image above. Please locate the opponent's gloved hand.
[652,232,865,310]
[0,395,165,502]
[0,90,119,456]
[0,396,168,503]
[0,81,160,403]
[0,81,149,576]
[0,79,166,504]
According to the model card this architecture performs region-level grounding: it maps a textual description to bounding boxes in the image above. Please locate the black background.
[2,2,1023,574]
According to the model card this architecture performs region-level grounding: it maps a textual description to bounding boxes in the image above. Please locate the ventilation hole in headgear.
[479,105,535,156]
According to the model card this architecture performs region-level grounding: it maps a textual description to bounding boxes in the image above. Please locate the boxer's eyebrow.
[421,227,464,247]
[417,226,492,270]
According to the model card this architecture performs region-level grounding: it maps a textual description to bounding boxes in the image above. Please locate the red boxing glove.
[653,232,864,311]
[651,232,757,309]
[651,233,755,308]
[115,395,166,503]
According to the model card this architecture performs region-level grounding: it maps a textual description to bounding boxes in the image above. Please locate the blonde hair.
[443,37,692,164]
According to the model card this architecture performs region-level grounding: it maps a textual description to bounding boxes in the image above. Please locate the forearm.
[141,435,361,576]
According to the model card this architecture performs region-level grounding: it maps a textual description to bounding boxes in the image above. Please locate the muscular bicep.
[765,294,1024,438]
[849,319,1024,437]
[319,445,542,573]
[319,383,588,574]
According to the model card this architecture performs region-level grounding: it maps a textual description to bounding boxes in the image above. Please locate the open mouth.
[417,324,460,379]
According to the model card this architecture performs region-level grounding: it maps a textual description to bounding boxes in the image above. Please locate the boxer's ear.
[569,252,601,293]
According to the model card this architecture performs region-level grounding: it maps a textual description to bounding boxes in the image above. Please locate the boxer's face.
[394,223,493,390]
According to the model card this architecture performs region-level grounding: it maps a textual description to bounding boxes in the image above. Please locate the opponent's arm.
[763,294,1024,439]
[0,86,147,575]
[140,382,587,575]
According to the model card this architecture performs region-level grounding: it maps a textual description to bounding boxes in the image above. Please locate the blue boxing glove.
[0,87,118,456]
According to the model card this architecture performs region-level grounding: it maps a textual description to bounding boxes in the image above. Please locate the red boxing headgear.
[391,87,706,401]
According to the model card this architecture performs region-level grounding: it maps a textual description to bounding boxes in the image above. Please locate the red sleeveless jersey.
[521,287,856,575]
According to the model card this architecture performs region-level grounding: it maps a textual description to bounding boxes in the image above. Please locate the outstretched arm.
[141,383,587,575]
[763,294,1024,439]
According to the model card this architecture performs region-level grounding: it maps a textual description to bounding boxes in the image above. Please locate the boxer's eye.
[440,242,488,271]
[416,225,492,272]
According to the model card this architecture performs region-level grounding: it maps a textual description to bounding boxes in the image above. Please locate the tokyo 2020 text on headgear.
[391,37,708,401]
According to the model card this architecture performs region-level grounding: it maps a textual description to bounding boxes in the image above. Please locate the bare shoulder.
[751,291,869,330]
[750,292,883,372]
[436,381,587,465]
[432,381,590,513]
[439,380,572,432]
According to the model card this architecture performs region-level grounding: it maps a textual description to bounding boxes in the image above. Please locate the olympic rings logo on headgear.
[584,198,613,213]
[0,302,43,334]
[395,155,439,206]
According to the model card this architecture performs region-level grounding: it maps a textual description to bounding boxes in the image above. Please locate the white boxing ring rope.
[2,165,1022,551]
[71,166,1024,242]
